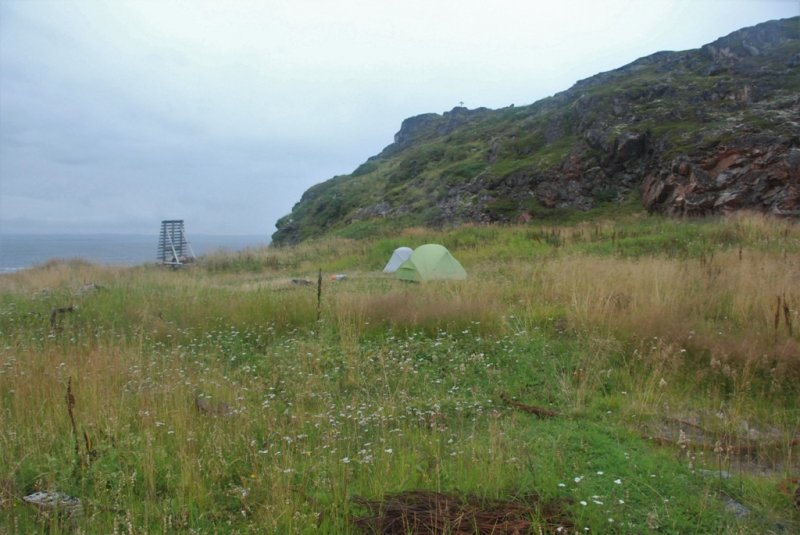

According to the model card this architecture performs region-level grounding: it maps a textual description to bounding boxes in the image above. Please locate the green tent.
[395,244,467,282]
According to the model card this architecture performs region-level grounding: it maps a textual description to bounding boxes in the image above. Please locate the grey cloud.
[2,1,797,235]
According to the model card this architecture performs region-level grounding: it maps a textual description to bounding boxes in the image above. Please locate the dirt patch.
[352,490,572,534]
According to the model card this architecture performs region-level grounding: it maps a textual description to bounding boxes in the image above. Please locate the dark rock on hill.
[273,17,800,245]
[386,107,493,154]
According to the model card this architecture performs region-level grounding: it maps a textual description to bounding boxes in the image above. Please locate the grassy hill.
[1,213,798,533]
[273,17,800,245]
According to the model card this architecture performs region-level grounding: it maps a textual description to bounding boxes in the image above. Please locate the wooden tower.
[157,220,195,266]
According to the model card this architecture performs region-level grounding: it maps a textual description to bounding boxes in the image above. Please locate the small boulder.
[614,132,648,163]
[722,495,749,518]
[23,491,83,517]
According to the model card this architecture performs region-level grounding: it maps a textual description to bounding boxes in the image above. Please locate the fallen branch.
[500,393,560,418]
[662,416,708,433]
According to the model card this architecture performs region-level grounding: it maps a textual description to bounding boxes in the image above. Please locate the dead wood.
[66,378,96,465]
[66,378,80,457]
[352,490,571,535]
[500,393,560,418]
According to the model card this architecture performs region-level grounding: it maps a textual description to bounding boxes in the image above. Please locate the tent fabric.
[383,246,413,273]
[395,244,467,282]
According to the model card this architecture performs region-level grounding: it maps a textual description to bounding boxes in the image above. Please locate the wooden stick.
[500,393,560,418]
[66,378,80,457]
[316,268,322,323]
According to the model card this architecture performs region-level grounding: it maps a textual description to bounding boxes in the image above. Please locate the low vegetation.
[1,212,798,533]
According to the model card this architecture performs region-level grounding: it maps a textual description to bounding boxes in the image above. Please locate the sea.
[0,234,268,273]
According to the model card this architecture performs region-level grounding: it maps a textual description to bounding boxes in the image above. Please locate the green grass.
[1,213,798,533]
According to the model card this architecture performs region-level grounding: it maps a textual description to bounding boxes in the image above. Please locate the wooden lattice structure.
[157,220,195,266]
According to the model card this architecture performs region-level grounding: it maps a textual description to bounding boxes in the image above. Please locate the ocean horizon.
[0,233,268,273]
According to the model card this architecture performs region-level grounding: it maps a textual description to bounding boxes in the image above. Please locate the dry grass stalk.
[317,268,323,323]
[548,251,798,378]
[195,395,234,418]
[776,478,799,507]
[65,378,96,465]
[334,289,499,333]
[774,294,794,338]
[0,479,18,510]
[783,294,792,336]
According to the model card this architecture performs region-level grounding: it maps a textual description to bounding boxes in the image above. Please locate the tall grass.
[1,213,798,533]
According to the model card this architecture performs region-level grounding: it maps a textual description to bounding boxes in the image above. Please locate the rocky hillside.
[273,17,800,245]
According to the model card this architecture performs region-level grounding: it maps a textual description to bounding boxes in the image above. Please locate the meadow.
[0,212,798,534]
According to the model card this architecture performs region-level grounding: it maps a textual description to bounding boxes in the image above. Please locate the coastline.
[0,233,267,272]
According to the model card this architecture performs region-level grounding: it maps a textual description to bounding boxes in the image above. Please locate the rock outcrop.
[273,17,800,245]
[643,143,799,216]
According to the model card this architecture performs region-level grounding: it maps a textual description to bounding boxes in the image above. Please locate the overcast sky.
[1,1,797,236]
